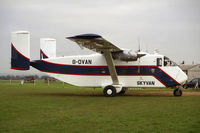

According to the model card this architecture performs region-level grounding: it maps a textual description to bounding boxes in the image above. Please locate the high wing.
[66,34,120,85]
[66,34,147,85]
[66,34,122,54]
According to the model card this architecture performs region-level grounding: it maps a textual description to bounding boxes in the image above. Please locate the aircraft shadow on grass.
[25,91,174,97]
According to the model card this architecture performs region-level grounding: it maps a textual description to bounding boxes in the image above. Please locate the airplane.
[11,31,188,97]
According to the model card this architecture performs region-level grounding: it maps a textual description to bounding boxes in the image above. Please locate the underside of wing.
[66,34,121,53]
[67,34,121,85]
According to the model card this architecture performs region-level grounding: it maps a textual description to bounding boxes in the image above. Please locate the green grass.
[0,80,200,133]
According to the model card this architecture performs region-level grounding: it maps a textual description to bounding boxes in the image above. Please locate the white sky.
[0,0,200,75]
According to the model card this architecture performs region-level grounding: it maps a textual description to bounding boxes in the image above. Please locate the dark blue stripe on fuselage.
[11,44,30,70]
[30,60,179,87]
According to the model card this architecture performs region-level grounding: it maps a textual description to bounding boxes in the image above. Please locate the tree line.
[0,75,50,80]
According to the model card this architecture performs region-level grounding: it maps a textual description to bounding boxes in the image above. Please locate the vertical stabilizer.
[11,31,30,70]
[40,38,56,59]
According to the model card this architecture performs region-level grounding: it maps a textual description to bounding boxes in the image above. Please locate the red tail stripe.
[11,67,29,70]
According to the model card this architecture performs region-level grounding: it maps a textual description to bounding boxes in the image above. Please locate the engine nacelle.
[112,50,138,61]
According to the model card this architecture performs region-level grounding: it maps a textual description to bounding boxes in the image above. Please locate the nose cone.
[176,70,188,84]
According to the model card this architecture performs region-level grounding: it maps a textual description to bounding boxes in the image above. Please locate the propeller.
[135,37,146,58]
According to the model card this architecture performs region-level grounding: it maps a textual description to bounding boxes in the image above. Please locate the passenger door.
[157,58,162,67]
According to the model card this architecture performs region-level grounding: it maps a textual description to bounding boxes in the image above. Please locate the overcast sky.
[0,0,200,75]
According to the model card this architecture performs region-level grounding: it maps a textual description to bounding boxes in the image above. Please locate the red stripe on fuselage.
[11,67,29,70]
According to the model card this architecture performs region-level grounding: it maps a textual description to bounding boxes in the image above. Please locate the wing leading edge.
[66,34,121,54]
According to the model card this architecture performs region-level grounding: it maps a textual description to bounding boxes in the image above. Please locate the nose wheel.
[173,88,182,96]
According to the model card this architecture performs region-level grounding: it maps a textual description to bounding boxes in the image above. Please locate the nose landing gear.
[173,87,182,96]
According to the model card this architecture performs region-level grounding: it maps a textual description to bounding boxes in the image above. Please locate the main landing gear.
[103,85,127,97]
[103,85,116,97]
[118,87,128,95]
[173,87,182,96]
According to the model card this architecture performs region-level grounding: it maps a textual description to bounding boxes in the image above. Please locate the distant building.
[24,76,35,83]
[45,77,56,83]
[179,64,200,81]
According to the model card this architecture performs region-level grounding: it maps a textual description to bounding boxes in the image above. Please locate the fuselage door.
[157,58,162,67]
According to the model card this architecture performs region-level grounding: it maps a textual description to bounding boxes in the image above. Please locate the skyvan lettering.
[137,81,155,85]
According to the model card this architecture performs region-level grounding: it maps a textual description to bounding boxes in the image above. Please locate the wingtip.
[66,36,74,40]
[66,37,71,39]
[66,34,102,40]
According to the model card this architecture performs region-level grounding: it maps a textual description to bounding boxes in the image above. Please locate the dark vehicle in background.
[183,78,200,89]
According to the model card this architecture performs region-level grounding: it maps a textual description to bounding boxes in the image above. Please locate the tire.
[103,85,116,97]
[173,88,182,96]
[118,90,126,95]
[183,85,188,89]
[118,87,128,95]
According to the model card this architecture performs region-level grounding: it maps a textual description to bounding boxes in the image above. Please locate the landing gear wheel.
[103,85,116,97]
[183,85,188,89]
[118,87,128,95]
[173,88,182,96]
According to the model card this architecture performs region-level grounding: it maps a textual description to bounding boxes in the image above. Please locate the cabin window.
[133,67,139,74]
[150,68,155,73]
[88,68,94,73]
[121,68,127,74]
[100,68,106,74]
[136,67,140,74]
[157,58,162,67]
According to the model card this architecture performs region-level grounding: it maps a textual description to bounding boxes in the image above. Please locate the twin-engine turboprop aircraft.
[11,31,188,97]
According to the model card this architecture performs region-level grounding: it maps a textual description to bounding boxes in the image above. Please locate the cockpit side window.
[157,58,162,67]
[164,56,177,66]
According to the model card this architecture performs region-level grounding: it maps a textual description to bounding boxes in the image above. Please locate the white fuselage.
[31,53,187,88]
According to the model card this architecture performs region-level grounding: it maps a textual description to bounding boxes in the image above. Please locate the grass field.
[0,80,200,133]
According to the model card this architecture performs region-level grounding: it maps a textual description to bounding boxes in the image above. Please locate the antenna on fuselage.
[137,37,141,52]
[145,43,149,53]
[153,49,159,54]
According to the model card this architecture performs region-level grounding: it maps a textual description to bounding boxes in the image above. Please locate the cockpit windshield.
[164,56,177,66]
